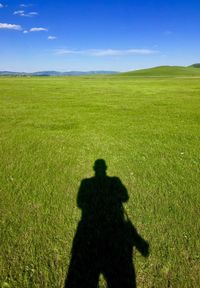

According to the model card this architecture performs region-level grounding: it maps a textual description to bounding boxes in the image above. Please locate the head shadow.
[93,158,107,177]
[65,159,149,288]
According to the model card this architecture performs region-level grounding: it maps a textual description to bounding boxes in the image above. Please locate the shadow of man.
[65,159,149,288]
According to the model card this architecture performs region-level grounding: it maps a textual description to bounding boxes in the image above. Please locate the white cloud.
[0,23,22,30]
[48,35,57,40]
[28,12,38,16]
[30,27,48,32]
[13,10,38,17]
[23,30,29,34]
[13,10,24,15]
[0,3,4,8]
[56,48,158,56]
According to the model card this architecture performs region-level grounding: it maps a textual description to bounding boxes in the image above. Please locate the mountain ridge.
[0,70,119,76]
[1,64,200,76]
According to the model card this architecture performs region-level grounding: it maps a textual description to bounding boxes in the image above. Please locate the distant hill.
[0,70,118,76]
[119,66,200,77]
[31,71,119,76]
[1,65,200,77]
[188,63,200,68]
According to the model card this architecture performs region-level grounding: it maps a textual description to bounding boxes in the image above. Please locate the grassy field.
[0,76,200,288]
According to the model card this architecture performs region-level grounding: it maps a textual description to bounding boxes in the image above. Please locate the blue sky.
[0,0,200,72]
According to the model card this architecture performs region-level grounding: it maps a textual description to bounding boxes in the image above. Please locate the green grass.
[119,65,200,77]
[0,76,200,288]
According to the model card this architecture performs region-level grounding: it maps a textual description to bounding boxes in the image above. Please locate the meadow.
[0,76,199,288]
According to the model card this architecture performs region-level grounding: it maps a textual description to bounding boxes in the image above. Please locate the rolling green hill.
[189,63,200,68]
[120,65,200,77]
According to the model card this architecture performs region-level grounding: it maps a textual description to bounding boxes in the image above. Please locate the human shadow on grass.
[64,159,149,288]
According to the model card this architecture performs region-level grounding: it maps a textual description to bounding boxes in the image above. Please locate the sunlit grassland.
[0,76,200,287]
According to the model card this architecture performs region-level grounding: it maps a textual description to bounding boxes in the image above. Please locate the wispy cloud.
[13,10,38,17]
[56,48,158,56]
[30,27,48,32]
[20,4,32,7]
[0,23,22,30]
[48,35,57,40]
[56,49,84,55]
[164,30,173,35]
[92,49,157,56]
[0,3,4,8]
[23,30,29,34]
